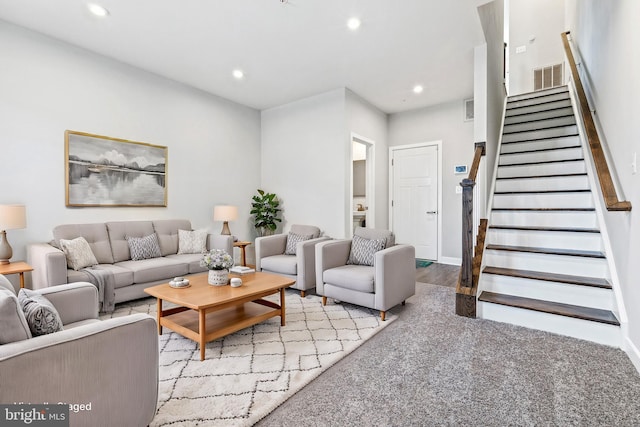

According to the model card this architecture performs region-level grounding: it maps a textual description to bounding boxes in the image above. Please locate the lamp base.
[0,230,13,265]
[221,222,231,236]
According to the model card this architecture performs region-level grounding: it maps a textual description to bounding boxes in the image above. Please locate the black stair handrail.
[561,31,631,212]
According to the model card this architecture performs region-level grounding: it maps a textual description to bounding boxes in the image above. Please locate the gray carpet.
[256,282,640,426]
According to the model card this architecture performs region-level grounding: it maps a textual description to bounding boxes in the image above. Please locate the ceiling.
[0,0,488,113]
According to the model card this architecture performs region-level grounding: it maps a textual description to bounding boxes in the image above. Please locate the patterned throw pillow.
[284,233,313,255]
[177,229,208,254]
[347,234,386,266]
[18,288,64,337]
[126,233,162,261]
[59,237,99,271]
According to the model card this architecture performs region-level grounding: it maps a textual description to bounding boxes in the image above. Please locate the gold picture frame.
[65,130,168,207]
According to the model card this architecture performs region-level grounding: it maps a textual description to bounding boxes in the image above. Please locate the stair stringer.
[475,86,622,348]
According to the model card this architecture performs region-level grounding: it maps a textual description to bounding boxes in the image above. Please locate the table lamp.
[213,205,238,236]
[0,204,27,265]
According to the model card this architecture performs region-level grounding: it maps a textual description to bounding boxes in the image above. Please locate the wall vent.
[464,98,474,121]
[534,63,563,91]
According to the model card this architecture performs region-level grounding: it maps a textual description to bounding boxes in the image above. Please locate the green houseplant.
[250,189,282,237]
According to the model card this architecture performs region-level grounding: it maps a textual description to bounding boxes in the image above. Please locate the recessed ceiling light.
[347,17,361,31]
[413,85,424,94]
[232,69,245,80]
[87,3,109,17]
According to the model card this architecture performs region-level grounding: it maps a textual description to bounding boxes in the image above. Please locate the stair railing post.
[460,178,476,289]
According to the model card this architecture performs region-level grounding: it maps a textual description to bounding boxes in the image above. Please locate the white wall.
[388,100,475,262]
[509,0,566,95]
[345,90,389,235]
[260,89,346,239]
[565,0,640,367]
[0,22,261,284]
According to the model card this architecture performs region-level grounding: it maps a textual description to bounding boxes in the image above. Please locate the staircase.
[477,85,621,347]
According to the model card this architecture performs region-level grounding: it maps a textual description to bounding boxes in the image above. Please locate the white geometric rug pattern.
[102,291,397,426]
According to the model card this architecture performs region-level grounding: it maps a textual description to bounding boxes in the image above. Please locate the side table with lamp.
[0,204,32,288]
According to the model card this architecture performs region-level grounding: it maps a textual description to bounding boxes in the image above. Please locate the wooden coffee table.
[144,271,294,360]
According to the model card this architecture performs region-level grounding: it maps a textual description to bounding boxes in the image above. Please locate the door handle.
[427,211,437,214]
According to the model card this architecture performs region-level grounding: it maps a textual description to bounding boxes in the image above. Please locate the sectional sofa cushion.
[18,288,64,336]
[322,264,376,293]
[260,255,297,276]
[59,237,99,271]
[126,234,162,261]
[177,229,208,254]
[115,257,188,284]
[153,219,192,256]
[53,223,114,264]
[106,221,155,262]
[0,288,32,344]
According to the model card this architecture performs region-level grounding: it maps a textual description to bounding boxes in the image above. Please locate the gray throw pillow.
[284,233,313,255]
[347,234,386,266]
[0,289,32,344]
[126,233,162,261]
[18,288,64,337]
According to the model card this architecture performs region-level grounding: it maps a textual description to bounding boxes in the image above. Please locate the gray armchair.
[315,227,416,321]
[255,224,330,297]
[0,275,158,426]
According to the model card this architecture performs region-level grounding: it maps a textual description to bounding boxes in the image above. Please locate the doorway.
[389,141,441,261]
[350,133,375,236]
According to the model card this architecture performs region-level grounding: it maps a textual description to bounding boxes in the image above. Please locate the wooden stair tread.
[486,244,605,258]
[494,189,590,195]
[482,266,611,289]
[489,225,600,233]
[478,291,619,326]
[496,173,587,180]
[498,158,584,167]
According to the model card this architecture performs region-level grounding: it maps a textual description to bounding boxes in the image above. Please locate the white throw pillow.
[177,229,208,254]
[59,237,99,271]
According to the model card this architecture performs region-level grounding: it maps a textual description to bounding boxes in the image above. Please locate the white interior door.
[391,145,438,260]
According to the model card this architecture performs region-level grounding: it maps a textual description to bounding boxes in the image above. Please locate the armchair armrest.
[0,314,158,427]
[255,234,288,271]
[297,236,331,289]
[35,282,99,325]
[208,234,234,258]
[27,243,68,289]
[374,244,416,311]
[315,239,351,294]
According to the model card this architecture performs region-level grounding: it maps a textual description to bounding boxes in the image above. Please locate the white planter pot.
[208,269,229,286]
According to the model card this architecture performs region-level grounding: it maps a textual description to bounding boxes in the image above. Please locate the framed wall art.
[65,130,168,207]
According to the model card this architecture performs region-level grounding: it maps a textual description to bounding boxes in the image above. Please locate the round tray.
[169,279,190,289]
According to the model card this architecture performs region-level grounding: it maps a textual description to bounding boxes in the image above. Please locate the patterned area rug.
[102,291,396,426]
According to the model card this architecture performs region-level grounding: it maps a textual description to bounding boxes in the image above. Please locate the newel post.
[459,178,476,289]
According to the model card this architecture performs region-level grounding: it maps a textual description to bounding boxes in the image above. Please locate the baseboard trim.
[438,257,461,266]
[625,336,640,375]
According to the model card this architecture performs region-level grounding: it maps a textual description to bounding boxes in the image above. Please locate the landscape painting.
[65,130,167,207]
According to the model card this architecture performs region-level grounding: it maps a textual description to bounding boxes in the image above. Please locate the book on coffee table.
[230,266,255,274]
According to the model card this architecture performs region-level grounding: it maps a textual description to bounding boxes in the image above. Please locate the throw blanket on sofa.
[82,268,115,313]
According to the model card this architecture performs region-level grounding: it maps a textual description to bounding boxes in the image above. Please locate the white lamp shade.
[213,205,238,222]
[0,205,26,230]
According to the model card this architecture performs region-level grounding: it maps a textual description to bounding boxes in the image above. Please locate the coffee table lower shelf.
[159,299,284,360]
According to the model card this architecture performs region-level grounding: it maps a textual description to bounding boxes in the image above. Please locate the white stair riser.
[506,99,572,117]
[507,87,569,102]
[500,147,583,165]
[497,160,586,178]
[502,126,578,143]
[484,250,608,277]
[507,92,570,109]
[478,302,621,347]
[481,274,613,311]
[490,211,598,229]
[492,192,593,209]
[495,175,589,193]
[487,229,603,252]
[504,107,574,125]
[500,136,580,154]
[503,116,576,134]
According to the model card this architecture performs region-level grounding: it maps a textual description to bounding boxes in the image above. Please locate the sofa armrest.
[315,239,352,294]
[297,236,331,289]
[27,243,68,289]
[374,244,416,311]
[0,313,158,427]
[208,234,234,258]
[35,282,99,324]
[255,234,287,271]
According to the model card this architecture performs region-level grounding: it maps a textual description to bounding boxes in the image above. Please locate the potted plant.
[200,249,234,286]
[250,189,282,237]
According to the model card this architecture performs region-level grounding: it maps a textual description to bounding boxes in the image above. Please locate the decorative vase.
[208,269,229,286]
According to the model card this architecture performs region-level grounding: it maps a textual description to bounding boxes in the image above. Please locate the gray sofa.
[28,219,234,304]
[0,274,158,426]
